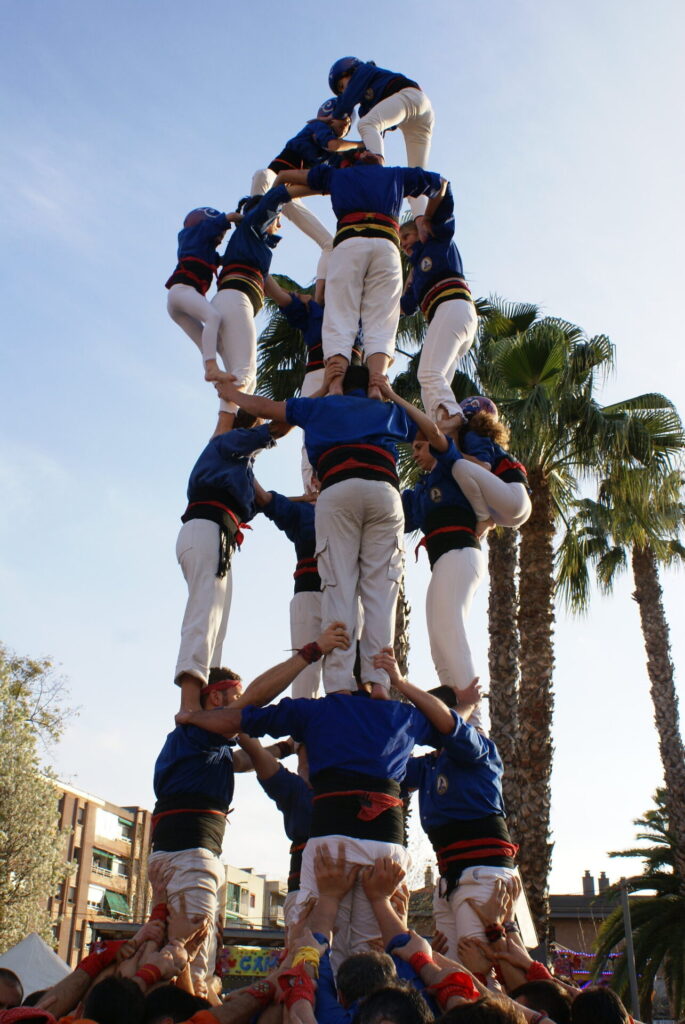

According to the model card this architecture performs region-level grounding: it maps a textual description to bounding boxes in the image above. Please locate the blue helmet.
[317,97,337,118]
[183,207,223,228]
[328,56,361,93]
[460,396,499,421]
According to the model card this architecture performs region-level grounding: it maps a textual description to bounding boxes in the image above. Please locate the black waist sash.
[294,556,321,594]
[152,793,229,857]
[317,444,399,491]
[429,814,517,896]
[288,839,307,893]
[311,768,404,844]
[165,256,216,295]
[380,75,420,100]
[181,492,243,578]
[418,505,480,568]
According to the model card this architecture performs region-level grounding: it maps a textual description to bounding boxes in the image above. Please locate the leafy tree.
[0,644,73,953]
[558,464,685,885]
[592,790,685,1021]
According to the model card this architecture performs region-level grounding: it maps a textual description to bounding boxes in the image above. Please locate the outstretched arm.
[370,373,448,451]
[214,376,288,422]
[372,648,456,734]
[275,169,318,189]
[264,275,294,307]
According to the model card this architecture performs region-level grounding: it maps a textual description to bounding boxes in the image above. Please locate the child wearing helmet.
[328,57,435,218]
[452,397,532,530]
[165,207,243,398]
[399,179,477,434]
[250,100,365,277]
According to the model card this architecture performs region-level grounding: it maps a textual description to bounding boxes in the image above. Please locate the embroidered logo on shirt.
[420,256,433,272]
[436,774,449,795]
[430,486,442,503]
[364,87,375,101]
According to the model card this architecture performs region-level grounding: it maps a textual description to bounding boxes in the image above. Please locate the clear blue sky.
[2,0,684,895]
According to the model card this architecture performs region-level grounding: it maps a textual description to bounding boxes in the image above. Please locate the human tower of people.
[153,55,537,1010]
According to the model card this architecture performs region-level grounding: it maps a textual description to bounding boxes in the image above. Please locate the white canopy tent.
[0,932,71,998]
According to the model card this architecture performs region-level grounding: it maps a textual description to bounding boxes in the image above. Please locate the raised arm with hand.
[370,373,448,451]
[372,648,456,734]
[214,375,288,422]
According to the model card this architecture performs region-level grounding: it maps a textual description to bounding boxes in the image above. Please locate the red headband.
[201,678,242,697]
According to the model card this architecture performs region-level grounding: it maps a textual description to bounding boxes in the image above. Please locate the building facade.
[49,781,152,967]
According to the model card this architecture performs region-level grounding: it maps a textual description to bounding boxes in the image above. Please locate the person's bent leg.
[300,369,325,487]
[282,199,334,253]
[175,520,231,709]
[250,167,276,195]
[418,300,478,421]
[357,91,412,157]
[167,284,207,350]
[210,289,257,396]
[425,547,485,691]
[452,461,532,527]
[398,89,436,216]
[357,482,405,692]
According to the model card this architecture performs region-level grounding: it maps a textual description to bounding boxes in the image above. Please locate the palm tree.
[557,462,685,887]
[592,789,685,1021]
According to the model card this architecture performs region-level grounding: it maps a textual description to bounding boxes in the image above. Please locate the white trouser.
[174,520,233,685]
[433,866,517,958]
[315,479,404,692]
[290,590,323,699]
[209,289,257,415]
[300,368,325,491]
[167,283,223,366]
[359,88,435,216]
[322,237,401,362]
[418,300,478,420]
[148,848,224,995]
[251,167,333,277]
[452,460,532,528]
[298,835,409,972]
[426,546,485,692]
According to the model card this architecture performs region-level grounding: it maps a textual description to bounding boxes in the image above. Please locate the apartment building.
[49,781,152,966]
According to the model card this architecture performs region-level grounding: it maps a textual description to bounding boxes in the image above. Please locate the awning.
[103,891,130,916]
[92,848,113,860]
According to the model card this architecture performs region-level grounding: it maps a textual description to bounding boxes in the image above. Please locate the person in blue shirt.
[175,418,278,712]
[451,396,531,531]
[165,207,242,403]
[373,375,485,726]
[212,364,417,697]
[263,273,363,490]
[274,160,446,397]
[327,58,435,218]
[251,99,363,280]
[376,650,518,962]
[399,182,478,435]
[206,186,292,434]
[176,663,460,969]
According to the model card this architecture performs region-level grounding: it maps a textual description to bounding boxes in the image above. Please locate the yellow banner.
[219,946,282,976]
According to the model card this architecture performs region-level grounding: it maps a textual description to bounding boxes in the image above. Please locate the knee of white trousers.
[251,167,274,194]
[358,118,384,155]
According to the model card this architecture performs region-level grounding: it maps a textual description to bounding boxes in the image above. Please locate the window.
[74,930,82,950]
[225,883,240,915]
[68,887,76,903]
[77,807,85,824]
[249,894,256,909]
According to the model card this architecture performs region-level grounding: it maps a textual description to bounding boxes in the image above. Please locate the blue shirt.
[403,718,506,830]
[282,295,325,357]
[285,392,417,469]
[176,211,229,263]
[240,694,454,781]
[153,725,235,809]
[307,164,442,222]
[402,441,473,533]
[221,185,288,275]
[259,764,312,842]
[187,423,274,521]
[400,185,466,314]
[332,63,416,119]
[285,119,338,165]
[260,491,316,562]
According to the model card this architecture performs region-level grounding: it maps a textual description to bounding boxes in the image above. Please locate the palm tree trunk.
[631,544,685,889]
[516,472,556,945]
[487,527,521,840]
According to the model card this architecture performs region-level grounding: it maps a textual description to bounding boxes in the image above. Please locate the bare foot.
[328,377,344,396]
[370,682,390,700]
[437,409,465,439]
[367,385,382,401]
[204,358,220,382]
